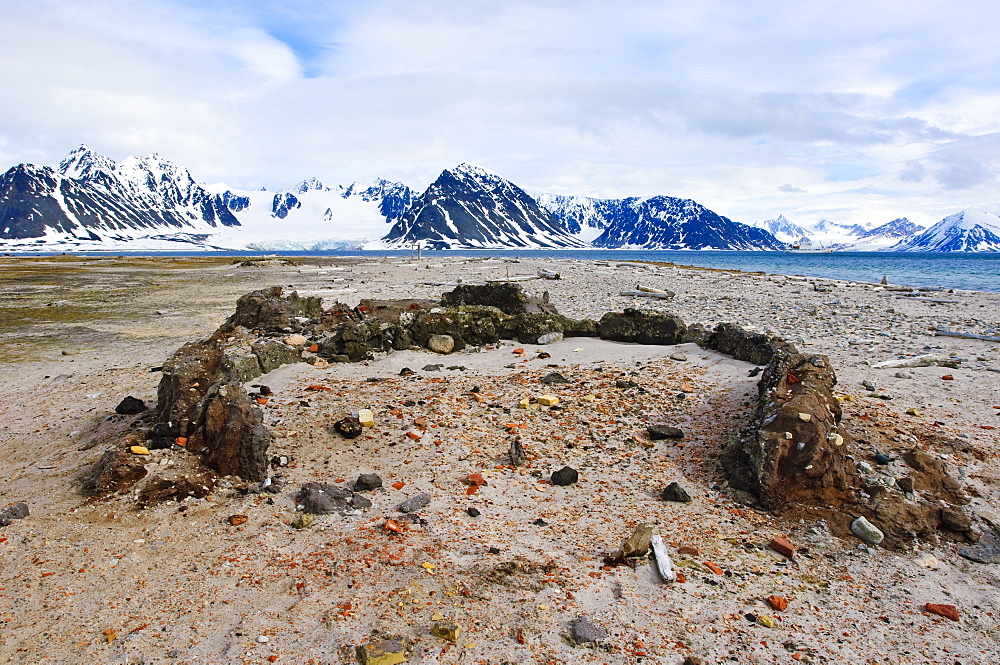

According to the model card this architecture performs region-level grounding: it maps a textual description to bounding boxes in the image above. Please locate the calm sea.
[19,249,1000,293]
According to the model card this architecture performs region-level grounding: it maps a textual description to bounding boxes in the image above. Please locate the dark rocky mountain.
[541,194,785,250]
[383,163,586,249]
[0,145,238,245]
[859,217,922,240]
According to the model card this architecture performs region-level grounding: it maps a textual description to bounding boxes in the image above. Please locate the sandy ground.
[0,255,998,664]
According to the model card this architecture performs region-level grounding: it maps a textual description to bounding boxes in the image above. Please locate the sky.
[2,0,1000,228]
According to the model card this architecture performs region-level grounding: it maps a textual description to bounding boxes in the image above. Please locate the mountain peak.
[58,145,117,180]
[448,162,500,181]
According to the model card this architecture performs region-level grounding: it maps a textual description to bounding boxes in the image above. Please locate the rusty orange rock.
[704,561,724,575]
[924,603,959,621]
[767,595,790,612]
[769,536,796,558]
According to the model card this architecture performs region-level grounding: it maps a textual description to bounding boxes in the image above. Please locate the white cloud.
[2,0,1000,226]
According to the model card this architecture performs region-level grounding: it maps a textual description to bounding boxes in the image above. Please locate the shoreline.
[0,255,997,663]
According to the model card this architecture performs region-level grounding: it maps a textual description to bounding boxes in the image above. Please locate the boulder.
[597,309,687,345]
[200,382,272,481]
[252,338,302,373]
[224,286,323,333]
[441,282,557,315]
[427,334,455,354]
[114,396,148,415]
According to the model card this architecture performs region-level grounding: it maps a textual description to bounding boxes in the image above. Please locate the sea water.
[19,249,1000,293]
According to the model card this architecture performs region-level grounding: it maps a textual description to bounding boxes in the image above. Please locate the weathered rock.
[355,473,383,491]
[661,481,692,503]
[540,372,571,385]
[398,493,431,513]
[703,322,797,366]
[225,286,323,333]
[924,603,959,622]
[619,522,654,558]
[431,621,462,642]
[669,351,688,361]
[721,352,852,511]
[568,616,607,645]
[90,448,149,494]
[648,425,684,440]
[597,309,686,345]
[768,536,796,558]
[427,334,455,354]
[551,466,578,486]
[356,638,407,665]
[252,338,303,373]
[958,541,1000,564]
[200,382,272,481]
[441,282,556,315]
[850,516,885,545]
[334,416,364,439]
[902,447,969,505]
[4,502,29,520]
[115,396,148,415]
[537,331,564,345]
[940,507,973,532]
[156,340,223,442]
[297,482,370,514]
[508,438,527,466]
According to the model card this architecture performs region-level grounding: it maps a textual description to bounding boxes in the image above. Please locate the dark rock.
[90,448,149,494]
[398,492,431,513]
[251,338,302,373]
[704,322,797,366]
[354,473,383,491]
[682,658,705,665]
[568,616,607,645]
[115,396,148,415]
[155,340,223,442]
[334,416,363,439]
[441,282,556,315]
[399,367,415,376]
[297,482,369,514]
[661,481,692,503]
[5,502,29,520]
[615,379,639,389]
[940,507,973,532]
[902,447,969,505]
[423,364,443,372]
[508,438,527,466]
[533,518,548,526]
[874,453,892,465]
[224,286,323,333]
[551,466,578,486]
[648,425,685,440]
[958,541,1000,564]
[467,507,481,517]
[200,382,272,482]
[540,372,570,385]
[597,309,686,345]
[897,476,915,494]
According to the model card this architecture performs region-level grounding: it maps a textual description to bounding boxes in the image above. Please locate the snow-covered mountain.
[204,177,415,251]
[383,163,586,249]
[749,214,812,243]
[0,146,414,251]
[0,145,239,249]
[888,208,1000,252]
[540,194,785,250]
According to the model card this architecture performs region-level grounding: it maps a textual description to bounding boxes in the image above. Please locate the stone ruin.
[88,283,990,552]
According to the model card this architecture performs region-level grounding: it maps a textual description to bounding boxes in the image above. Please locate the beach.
[0,255,998,664]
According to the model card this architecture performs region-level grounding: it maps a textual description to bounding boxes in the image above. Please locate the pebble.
[850,516,885,545]
[769,536,796,558]
[256,635,269,643]
[913,553,940,569]
[427,334,455,354]
[757,614,776,628]
[669,351,688,361]
[568,616,607,645]
[924,603,960,622]
[536,332,563,345]
[661,481,692,503]
[551,466,578,486]
[397,493,431,513]
[874,453,892,465]
[895,370,914,379]
[648,424,685,440]
[767,595,790,611]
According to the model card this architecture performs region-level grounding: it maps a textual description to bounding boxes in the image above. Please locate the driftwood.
[895,296,959,303]
[650,534,676,582]
[935,329,1000,342]
[620,290,672,299]
[873,353,962,369]
[537,269,561,280]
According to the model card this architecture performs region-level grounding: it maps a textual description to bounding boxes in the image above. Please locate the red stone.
[767,595,790,612]
[769,536,796,558]
[924,603,959,621]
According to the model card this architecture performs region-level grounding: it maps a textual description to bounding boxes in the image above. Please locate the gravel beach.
[0,255,998,664]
